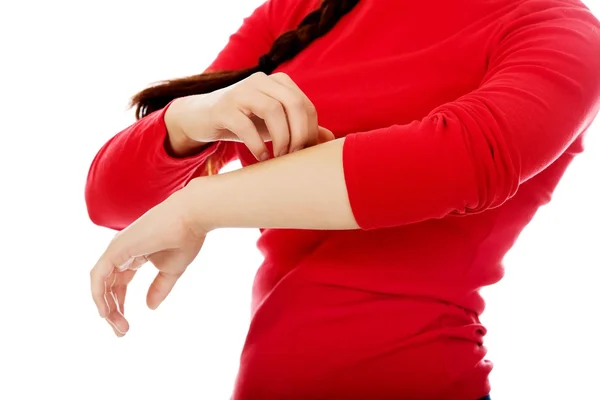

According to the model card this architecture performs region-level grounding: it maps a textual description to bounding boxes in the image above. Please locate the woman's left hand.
[90,190,206,337]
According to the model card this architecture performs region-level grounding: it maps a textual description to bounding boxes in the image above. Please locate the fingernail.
[260,152,270,161]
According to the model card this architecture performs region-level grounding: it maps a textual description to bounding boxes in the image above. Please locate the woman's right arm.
[85,1,280,231]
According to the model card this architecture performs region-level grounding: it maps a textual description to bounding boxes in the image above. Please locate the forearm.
[86,107,219,230]
[185,138,360,231]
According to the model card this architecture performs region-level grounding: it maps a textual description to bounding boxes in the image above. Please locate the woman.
[85,0,600,398]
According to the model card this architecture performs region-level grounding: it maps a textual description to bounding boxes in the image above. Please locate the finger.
[317,126,336,144]
[220,108,269,162]
[145,237,204,310]
[105,293,126,337]
[269,73,319,152]
[103,273,122,337]
[91,252,126,318]
[238,90,290,158]
[256,74,309,154]
[114,285,127,316]
[113,269,137,315]
[105,271,129,336]
[146,271,182,311]
[91,206,179,317]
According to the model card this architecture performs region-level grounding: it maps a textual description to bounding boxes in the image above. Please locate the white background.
[1,1,599,399]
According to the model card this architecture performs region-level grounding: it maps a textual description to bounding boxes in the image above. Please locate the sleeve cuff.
[342,118,477,230]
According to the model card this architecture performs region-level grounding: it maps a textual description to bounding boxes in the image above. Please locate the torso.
[231,1,587,398]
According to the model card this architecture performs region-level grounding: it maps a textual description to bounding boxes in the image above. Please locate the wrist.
[164,98,210,157]
[180,177,220,234]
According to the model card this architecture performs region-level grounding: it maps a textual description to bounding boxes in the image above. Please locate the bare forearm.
[185,138,359,231]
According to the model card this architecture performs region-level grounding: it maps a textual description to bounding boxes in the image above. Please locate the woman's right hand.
[165,72,335,160]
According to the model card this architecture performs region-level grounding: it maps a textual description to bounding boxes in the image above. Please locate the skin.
[90,73,359,336]
[165,72,335,159]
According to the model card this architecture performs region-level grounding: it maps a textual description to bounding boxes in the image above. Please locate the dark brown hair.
[131,0,360,120]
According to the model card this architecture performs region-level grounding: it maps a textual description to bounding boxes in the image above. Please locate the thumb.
[147,270,181,310]
[145,239,203,310]
[145,251,186,310]
[317,126,336,144]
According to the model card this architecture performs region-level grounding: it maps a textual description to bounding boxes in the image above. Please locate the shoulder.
[491,0,600,62]
[262,0,322,37]
[502,0,600,33]
[491,0,600,117]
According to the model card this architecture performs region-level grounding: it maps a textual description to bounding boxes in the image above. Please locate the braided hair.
[131,0,360,119]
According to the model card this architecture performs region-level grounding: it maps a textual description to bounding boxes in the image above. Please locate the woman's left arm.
[184,137,358,231]
[189,6,600,232]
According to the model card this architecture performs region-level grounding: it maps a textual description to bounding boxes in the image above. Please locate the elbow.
[84,163,127,231]
[84,137,121,229]
[458,140,521,214]
[454,139,521,215]
[85,188,106,228]
[85,177,119,230]
[434,106,521,214]
[84,156,105,227]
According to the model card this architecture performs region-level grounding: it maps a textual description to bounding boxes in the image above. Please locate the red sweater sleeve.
[343,5,600,230]
[85,1,279,230]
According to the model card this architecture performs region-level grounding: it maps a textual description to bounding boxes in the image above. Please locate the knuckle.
[306,101,317,116]
[250,71,267,82]
[287,94,304,109]
[241,117,256,133]
[221,89,236,104]
[236,119,255,138]
[262,100,284,116]
[272,72,291,81]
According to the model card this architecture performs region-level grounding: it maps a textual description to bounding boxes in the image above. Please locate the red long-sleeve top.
[85,0,600,398]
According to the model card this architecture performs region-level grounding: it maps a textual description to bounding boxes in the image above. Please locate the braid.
[131,0,360,119]
[257,0,360,74]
